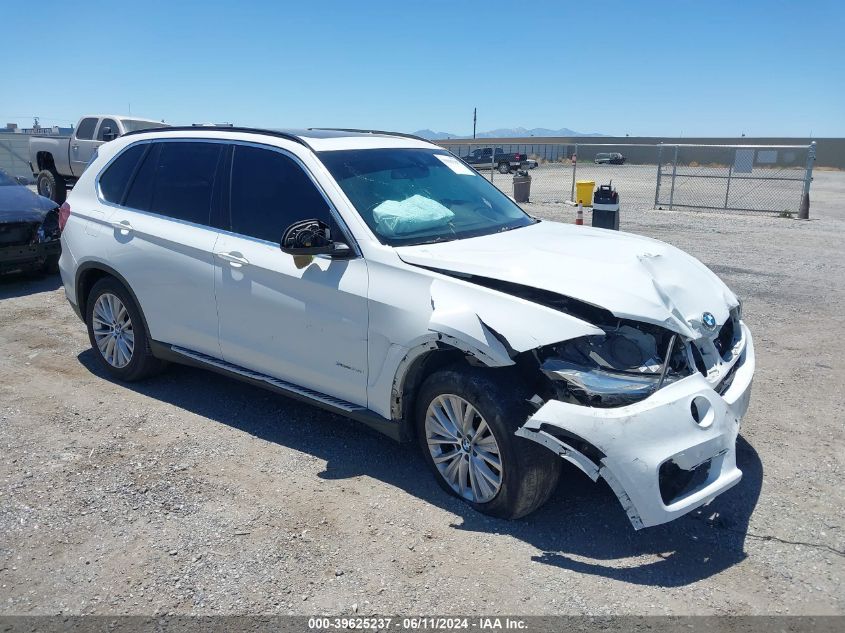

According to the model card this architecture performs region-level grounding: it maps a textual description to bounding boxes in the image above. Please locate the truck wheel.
[497,162,510,174]
[416,365,562,519]
[37,169,67,204]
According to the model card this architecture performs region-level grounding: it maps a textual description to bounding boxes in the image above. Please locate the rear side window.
[124,141,223,225]
[99,144,147,204]
[75,118,97,140]
[229,145,337,243]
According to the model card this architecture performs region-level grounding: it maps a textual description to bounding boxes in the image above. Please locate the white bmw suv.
[58,127,755,528]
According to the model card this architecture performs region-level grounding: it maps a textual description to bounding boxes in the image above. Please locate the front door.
[214,143,369,406]
[70,117,100,176]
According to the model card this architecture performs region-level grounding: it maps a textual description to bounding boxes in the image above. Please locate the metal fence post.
[798,141,815,219]
[724,160,733,209]
[668,145,679,210]
[490,146,495,183]
[654,143,663,207]
[570,143,578,201]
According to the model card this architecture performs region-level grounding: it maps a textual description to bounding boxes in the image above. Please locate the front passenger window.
[229,145,339,243]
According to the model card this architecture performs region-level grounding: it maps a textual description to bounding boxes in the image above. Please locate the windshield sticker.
[435,154,474,175]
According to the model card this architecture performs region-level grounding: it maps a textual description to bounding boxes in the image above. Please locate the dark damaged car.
[0,168,64,275]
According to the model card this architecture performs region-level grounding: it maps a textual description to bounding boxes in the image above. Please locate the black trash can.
[513,171,531,203]
[592,183,620,230]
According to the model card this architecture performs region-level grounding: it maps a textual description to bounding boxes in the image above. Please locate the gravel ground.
[1,174,844,616]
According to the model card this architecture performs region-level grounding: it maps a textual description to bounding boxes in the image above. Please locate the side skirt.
[150,341,402,442]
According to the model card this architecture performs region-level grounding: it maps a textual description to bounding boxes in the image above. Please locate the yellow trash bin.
[576,180,595,206]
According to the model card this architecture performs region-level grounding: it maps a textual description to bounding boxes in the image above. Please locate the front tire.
[416,366,562,519]
[36,169,67,204]
[85,277,165,381]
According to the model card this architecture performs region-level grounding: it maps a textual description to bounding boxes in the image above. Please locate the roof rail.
[309,128,430,143]
[120,126,313,150]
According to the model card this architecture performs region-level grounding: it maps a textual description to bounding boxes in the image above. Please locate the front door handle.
[215,251,249,267]
[111,220,133,234]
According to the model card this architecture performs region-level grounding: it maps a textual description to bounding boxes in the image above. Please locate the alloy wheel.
[424,394,503,503]
[92,293,135,368]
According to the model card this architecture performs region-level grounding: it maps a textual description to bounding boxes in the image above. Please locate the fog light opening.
[690,396,715,427]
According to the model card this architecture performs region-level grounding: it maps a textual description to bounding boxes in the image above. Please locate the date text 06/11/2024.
[307,617,528,630]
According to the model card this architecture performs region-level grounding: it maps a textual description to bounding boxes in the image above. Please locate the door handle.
[111,220,133,234]
[215,251,249,267]
[72,145,79,151]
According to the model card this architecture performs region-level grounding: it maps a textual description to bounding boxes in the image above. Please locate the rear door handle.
[111,220,133,234]
[215,251,249,267]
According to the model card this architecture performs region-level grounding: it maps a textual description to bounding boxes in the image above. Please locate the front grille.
[0,222,36,247]
[714,317,736,359]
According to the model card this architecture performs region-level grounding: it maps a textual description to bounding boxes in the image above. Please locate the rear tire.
[497,162,510,174]
[416,365,562,519]
[36,169,67,204]
[85,277,166,381]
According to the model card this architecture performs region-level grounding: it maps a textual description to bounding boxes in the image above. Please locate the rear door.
[103,140,225,356]
[70,117,99,176]
[214,143,369,405]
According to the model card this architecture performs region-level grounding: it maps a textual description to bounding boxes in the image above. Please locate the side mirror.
[280,219,352,258]
[101,127,116,142]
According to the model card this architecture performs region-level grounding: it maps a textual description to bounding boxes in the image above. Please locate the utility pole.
[473,108,477,139]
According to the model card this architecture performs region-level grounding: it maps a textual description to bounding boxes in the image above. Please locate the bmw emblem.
[702,312,717,331]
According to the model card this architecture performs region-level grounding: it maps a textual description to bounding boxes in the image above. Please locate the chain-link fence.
[440,141,815,215]
[0,135,34,183]
[655,143,813,214]
[0,134,816,214]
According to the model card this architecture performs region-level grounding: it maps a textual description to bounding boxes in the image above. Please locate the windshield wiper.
[405,235,457,246]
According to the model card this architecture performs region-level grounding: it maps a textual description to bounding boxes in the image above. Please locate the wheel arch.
[36,151,56,173]
[389,332,519,441]
[75,262,153,340]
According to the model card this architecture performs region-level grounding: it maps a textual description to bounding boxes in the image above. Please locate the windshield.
[121,119,166,132]
[319,148,536,246]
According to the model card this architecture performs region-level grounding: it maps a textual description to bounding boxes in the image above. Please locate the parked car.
[595,152,626,165]
[524,158,538,169]
[29,115,165,203]
[460,147,527,173]
[0,167,61,274]
[59,127,754,528]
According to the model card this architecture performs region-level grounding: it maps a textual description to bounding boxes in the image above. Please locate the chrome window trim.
[93,137,361,258]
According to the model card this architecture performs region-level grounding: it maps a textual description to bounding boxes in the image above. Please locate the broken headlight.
[539,323,693,408]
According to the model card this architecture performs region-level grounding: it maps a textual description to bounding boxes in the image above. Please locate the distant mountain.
[413,127,607,140]
[412,129,456,140]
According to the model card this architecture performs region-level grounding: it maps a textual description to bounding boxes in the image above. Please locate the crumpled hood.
[0,185,57,223]
[396,221,738,338]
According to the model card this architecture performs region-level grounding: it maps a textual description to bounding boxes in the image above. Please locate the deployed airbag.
[372,195,454,237]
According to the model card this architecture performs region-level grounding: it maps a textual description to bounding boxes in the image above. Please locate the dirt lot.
[1,176,844,616]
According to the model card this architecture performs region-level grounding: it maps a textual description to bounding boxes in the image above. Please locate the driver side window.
[229,145,340,243]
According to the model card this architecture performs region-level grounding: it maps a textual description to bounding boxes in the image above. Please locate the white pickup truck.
[29,115,164,202]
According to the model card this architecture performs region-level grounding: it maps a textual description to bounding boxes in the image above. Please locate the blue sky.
[2,0,843,136]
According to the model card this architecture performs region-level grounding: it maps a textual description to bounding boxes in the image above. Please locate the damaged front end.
[515,308,754,530]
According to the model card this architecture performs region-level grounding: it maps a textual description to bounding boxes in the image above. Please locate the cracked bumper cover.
[517,323,755,529]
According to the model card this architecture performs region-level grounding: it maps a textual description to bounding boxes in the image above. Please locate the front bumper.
[517,322,755,529]
[0,240,60,274]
